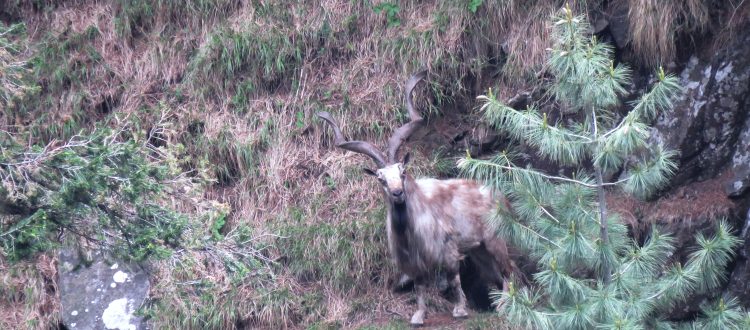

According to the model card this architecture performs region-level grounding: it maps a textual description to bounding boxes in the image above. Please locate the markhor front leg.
[410,283,427,326]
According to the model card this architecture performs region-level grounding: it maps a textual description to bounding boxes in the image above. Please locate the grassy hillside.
[1,0,748,328]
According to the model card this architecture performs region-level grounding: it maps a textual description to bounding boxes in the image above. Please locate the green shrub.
[1,126,189,262]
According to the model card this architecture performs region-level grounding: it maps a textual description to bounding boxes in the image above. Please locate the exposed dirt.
[364,314,463,329]
[362,312,509,330]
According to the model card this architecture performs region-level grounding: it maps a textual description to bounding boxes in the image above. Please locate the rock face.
[646,27,750,309]
[58,249,150,330]
[728,114,750,197]
[652,31,750,194]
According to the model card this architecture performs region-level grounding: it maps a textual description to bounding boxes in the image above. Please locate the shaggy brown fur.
[381,169,520,325]
[318,71,520,325]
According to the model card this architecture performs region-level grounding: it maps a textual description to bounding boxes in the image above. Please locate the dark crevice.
[96,94,119,117]
[459,255,494,311]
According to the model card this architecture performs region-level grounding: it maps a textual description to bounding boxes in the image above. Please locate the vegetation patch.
[461,7,748,328]
[1,0,750,328]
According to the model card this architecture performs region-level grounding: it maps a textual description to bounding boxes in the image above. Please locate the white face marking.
[377,163,404,191]
[376,163,406,203]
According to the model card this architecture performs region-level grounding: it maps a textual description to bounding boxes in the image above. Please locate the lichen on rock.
[59,249,149,329]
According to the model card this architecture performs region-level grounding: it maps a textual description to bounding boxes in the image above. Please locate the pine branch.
[534,260,591,306]
[490,212,563,250]
[628,72,682,122]
[696,297,748,330]
[684,221,742,292]
[647,263,698,309]
[622,144,678,198]
[615,229,675,280]
[459,156,626,189]
[588,285,625,324]
[493,285,552,330]
[557,303,594,330]
[477,95,592,164]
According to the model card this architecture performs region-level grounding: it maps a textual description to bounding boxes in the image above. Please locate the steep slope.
[1,1,750,328]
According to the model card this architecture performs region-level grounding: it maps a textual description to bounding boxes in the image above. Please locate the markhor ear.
[363,168,377,176]
[402,152,411,166]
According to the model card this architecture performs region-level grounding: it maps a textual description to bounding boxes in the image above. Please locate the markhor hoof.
[410,310,425,326]
[452,306,468,318]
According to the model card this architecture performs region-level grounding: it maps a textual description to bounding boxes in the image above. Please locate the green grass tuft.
[275,205,389,293]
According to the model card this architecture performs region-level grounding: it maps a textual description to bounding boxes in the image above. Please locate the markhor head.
[317,70,426,205]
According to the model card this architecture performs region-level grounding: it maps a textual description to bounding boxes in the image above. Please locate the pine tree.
[459,6,749,329]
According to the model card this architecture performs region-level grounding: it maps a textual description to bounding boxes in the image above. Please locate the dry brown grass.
[0,253,59,330]
[608,170,738,240]
[627,0,680,67]
[3,0,749,328]
[4,1,499,327]
[625,0,750,67]
[496,2,555,82]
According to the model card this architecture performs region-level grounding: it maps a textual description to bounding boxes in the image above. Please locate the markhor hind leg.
[450,273,468,318]
[484,240,522,286]
[482,240,523,309]
[410,282,427,326]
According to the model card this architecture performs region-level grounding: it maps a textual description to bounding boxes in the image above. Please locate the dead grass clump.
[712,0,750,55]
[496,2,555,83]
[627,0,680,68]
[626,0,750,67]
[608,171,738,240]
[0,22,37,110]
[143,197,295,329]
[148,250,289,329]
[274,208,390,292]
[186,24,303,106]
[113,0,240,40]
[0,253,60,330]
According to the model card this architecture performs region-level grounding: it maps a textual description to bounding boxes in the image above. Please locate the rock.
[652,29,750,189]
[726,114,750,197]
[58,249,150,330]
[726,165,750,197]
[468,125,501,157]
[605,4,630,49]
